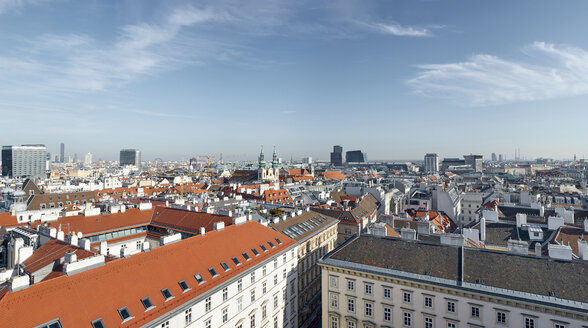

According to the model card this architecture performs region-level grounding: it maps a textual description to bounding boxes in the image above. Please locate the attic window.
[38,319,63,328]
[268,241,275,248]
[549,291,556,297]
[232,257,241,266]
[179,280,190,292]
[242,252,251,261]
[220,262,230,271]
[275,238,282,245]
[194,273,206,284]
[251,248,260,256]
[260,244,268,252]
[208,267,219,278]
[90,319,105,328]
[141,297,154,310]
[161,288,173,300]
[118,307,132,321]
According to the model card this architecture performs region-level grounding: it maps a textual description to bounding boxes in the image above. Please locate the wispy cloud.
[377,23,431,37]
[407,42,588,106]
[0,0,42,15]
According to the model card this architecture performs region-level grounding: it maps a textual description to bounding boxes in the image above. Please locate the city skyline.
[1,1,588,160]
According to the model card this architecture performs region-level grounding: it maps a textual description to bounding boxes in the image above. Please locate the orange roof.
[151,206,234,234]
[292,176,314,182]
[30,208,153,237]
[323,171,346,180]
[384,224,401,238]
[0,212,24,228]
[0,221,296,328]
[22,239,97,274]
[286,168,310,176]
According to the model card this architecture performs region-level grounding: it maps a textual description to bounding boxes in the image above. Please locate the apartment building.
[269,210,339,327]
[0,221,300,328]
[320,235,587,328]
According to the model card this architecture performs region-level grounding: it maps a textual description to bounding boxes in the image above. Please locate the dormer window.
[161,288,173,300]
[268,241,275,248]
[251,248,260,256]
[179,280,190,292]
[242,252,251,261]
[232,257,241,266]
[220,262,230,271]
[140,297,154,310]
[118,307,132,322]
[260,244,268,252]
[209,267,219,278]
[195,274,205,284]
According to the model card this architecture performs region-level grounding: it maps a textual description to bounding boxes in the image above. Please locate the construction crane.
[190,154,247,176]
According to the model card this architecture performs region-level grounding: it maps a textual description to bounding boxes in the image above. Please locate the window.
[330,316,338,328]
[221,262,230,271]
[194,273,205,284]
[178,280,189,292]
[471,306,480,318]
[251,272,256,283]
[383,287,391,299]
[237,297,243,311]
[403,292,411,303]
[554,324,566,328]
[262,304,267,319]
[260,244,268,252]
[447,301,455,313]
[424,317,433,328]
[118,307,132,321]
[347,280,355,291]
[238,278,243,292]
[274,274,278,285]
[330,294,338,308]
[91,319,105,328]
[160,321,169,328]
[232,257,241,266]
[383,307,391,321]
[364,303,372,317]
[161,288,173,301]
[223,287,228,301]
[364,284,372,295]
[496,311,507,324]
[136,240,142,250]
[283,268,287,279]
[140,297,154,310]
[525,318,535,328]
[184,309,192,324]
[263,281,267,293]
[263,266,267,276]
[274,258,278,269]
[347,298,355,312]
[447,323,456,328]
[250,313,256,328]
[243,252,251,261]
[424,296,433,308]
[205,296,211,312]
[252,248,260,256]
[347,321,355,328]
[251,289,256,302]
[330,276,338,287]
[403,312,412,327]
[38,320,63,328]
[274,293,279,308]
[222,308,228,323]
[209,267,218,277]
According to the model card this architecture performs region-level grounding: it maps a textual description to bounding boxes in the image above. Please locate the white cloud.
[0,0,41,14]
[407,42,588,106]
[377,23,431,37]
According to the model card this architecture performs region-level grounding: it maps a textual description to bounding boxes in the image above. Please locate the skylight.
[141,297,154,310]
[242,252,251,261]
[209,267,219,277]
[268,241,275,248]
[221,262,230,271]
[194,273,205,284]
[275,238,282,244]
[91,319,105,328]
[260,244,268,252]
[118,307,132,321]
[39,319,63,328]
[179,280,190,292]
[161,288,173,300]
[251,248,260,256]
[232,257,241,266]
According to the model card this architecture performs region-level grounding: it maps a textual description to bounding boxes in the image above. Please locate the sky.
[1,0,588,162]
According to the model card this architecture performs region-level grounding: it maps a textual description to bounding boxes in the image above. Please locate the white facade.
[459,192,482,225]
[424,153,439,174]
[145,245,299,328]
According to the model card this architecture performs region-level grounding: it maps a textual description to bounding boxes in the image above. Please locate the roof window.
[268,241,275,248]
[194,273,205,284]
[251,248,260,256]
[179,280,190,292]
[208,267,219,278]
[242,252,251,261]
[260,244,268,252]
[117,307,132,322]
[140,297,154,310]
[161,288,173,300]
[90,319,105,328]
[275,238,282,245]
[232,257,241,266]
[220,262,230,271]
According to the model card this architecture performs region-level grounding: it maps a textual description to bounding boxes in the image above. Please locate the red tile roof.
[0,212,24,228]
[22,239,97,274]
[151,206,234,234]
[0,221,296,328]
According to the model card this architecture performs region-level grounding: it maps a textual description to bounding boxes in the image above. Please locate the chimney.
[516,213,527,228]
[548,243,573,260]
[578,238,588,260]
[99,241,107,256]
[49,228,57,238]
[120,247,130,258]
[400,228,416,241]
[232,216,246,226]
[480,217,486,242]
[200,227,206,236]
[584,219,588,233]
[213,221,225,231]
[57,231,65,241]
[67,234,78,247]
[79,239,91,251]
[534,242,542,257]
[9,275,30,292]
[142,241,150,252]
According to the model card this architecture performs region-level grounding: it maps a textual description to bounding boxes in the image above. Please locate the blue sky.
[1,0,588,161]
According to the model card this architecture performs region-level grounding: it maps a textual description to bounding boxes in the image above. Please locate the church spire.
[258,145,265,168]
[272,146,278,168]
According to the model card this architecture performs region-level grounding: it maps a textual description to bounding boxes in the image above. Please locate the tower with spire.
[258,145,279,183]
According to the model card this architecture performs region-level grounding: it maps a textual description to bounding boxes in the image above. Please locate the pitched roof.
[0,221,296,328]
[269,210,338,242]
[0,212,23,228]
[322,171,346,180]
[150,206,234,234]
[22,239,97,274]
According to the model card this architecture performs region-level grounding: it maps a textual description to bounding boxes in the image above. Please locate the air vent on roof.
[194,273,205,284]
[242,252,251,261]
[118,307,132,321]
[209,267,219,277]
[221,262,230,271]
[252,248,260,256]
[232,257,241,266]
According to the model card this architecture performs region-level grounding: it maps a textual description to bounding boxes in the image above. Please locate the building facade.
[120,149,141,167]
[464,154,483,173]
[320,235,588,328]
[424,153,439,174]
[345,151,367,164]
[331,146,343,167]
[1,144,47,178]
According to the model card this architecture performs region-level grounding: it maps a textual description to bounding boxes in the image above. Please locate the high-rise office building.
[60,142,65,163]
[345,150,367,163]
[424,153,439,173]
[464,154,483,173]
[491,153,497,161]
[499,154,504,162]
[84,152,92,166]
[1,144,47,178]
[330,145,343,166]
[120,149,141,167]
